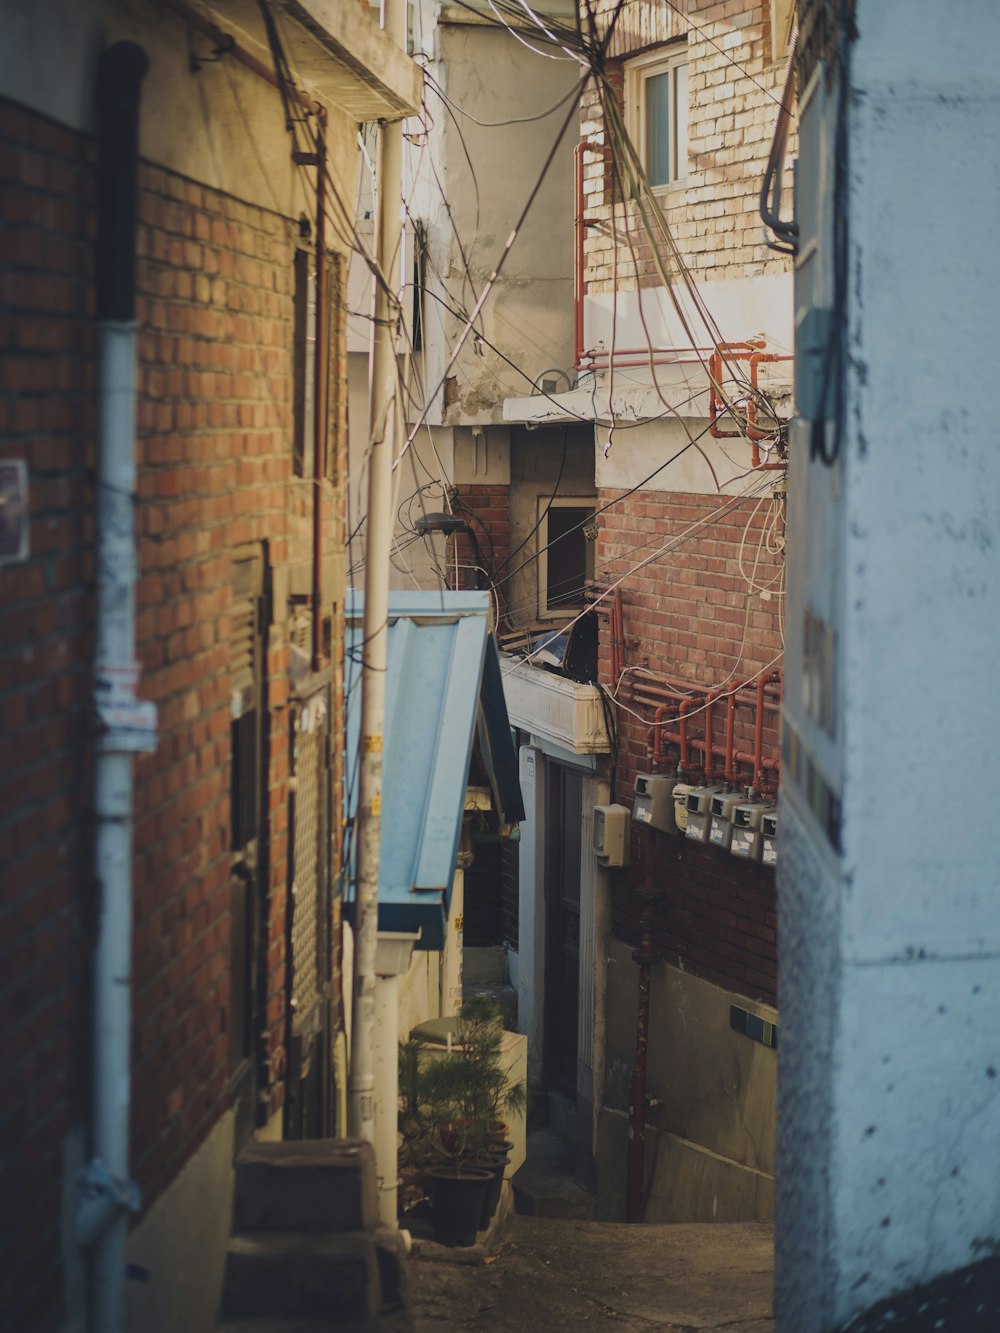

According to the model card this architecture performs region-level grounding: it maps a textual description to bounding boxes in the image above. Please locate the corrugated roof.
[343,591,522,950]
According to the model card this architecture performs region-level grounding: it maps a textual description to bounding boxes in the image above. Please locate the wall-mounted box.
[731,804,776,861]
[761,811,778,867]
[708,790,746,851]
[594,803,630,867]
[633,773,678,834]
[685,785,724,843]
[672,782,693,833]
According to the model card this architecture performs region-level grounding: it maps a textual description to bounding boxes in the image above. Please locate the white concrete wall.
[777,3,1000,1327]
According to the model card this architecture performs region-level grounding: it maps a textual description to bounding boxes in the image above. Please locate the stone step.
[234,1139,378,1234]
[222,1231,381,1323]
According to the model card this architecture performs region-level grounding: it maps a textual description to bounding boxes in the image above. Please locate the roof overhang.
[343,591,523,950]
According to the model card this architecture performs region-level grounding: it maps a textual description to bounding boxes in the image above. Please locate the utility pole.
[348,0,405,1159]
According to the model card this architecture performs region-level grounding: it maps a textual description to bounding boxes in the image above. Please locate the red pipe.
[677,696,695,773]
[754,672,767,792]
[725,689,737,783]
[574,139,602,371]
[704,688,720,782]
[747,350,795,459]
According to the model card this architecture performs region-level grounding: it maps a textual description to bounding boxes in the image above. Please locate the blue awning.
[343,591,523,950]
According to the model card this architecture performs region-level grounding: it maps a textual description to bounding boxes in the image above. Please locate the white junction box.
[594,803,630,867]
[761,810,778,867]
[730,804,776,861]
[685,785,724,844]
[709,790,746,850]
[633,773,678,833]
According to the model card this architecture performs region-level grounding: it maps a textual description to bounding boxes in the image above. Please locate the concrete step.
[217,1315,411,1333]
[222,1231,381,1323]
[511,1128,595,1222]
[234,1140,378,1234]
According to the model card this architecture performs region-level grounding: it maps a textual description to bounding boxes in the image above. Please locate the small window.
[538,498,595,618]
[625,46,689,191]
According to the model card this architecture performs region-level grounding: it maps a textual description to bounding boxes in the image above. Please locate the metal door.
[544,764,583,1098]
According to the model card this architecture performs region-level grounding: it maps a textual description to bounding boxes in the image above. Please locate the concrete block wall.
[582,0,797,293]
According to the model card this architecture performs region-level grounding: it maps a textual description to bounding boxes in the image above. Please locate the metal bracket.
[76,1159,142,1248]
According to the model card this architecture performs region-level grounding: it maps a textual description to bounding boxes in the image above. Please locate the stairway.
[462,946,517,1029]
[217,1139,412,1333]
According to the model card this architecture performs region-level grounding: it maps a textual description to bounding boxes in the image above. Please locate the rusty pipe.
[725,689,737,783]
[311,109,328,671]
[704,688,720,782]
[753,672,767,792]
[677,696,696,773]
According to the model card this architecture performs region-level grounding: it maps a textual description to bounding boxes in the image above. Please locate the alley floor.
[408,1215,775,1332]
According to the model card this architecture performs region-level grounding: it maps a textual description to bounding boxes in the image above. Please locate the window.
[538,498,595,617]
[625,46,689,191]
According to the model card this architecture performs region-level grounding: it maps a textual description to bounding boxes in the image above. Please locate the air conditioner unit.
[633,773,678,833]
[708,790,745,851]
[593,803,630,867]
[731,804,776,861]
[685,785,724,844]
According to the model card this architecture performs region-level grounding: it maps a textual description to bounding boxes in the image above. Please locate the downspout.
[77,41,155,1332]
[310,110,328,671]
[627,826,655,1222]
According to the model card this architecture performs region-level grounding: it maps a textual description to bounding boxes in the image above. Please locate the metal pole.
[348,0,406,1149]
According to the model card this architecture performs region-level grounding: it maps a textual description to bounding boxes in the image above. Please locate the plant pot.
[428,1166,492,1246]
[473,1152,507,1231]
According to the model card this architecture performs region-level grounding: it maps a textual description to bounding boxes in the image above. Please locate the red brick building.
[0,3,419,1329]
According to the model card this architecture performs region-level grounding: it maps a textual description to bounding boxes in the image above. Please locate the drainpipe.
[310,110,328,671]
[77,42,156,1333]
[349,0,405,1187]
[626,826,656,1222]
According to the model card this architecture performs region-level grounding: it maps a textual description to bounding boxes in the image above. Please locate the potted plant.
[418,998,526,1244]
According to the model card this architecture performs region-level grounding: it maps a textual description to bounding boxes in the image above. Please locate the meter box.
[593,803,630,867]
[685,785,724,844]
[672,783,692,833]
[708,790,745,851]
[730,804,776,861]
[633,773,678,834]
[761,811,778,867]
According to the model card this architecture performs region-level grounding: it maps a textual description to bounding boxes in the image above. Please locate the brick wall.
[0,95,348,1329]
[0,98,95,1332]
[449,483,511,616]
[598,485,783,1004]
[582,0,796,292]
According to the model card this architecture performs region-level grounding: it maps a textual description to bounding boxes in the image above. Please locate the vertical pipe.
[574,142,584,369]
[678,696,694,773]
[349,0,405,1165]
[311,112,328,671]
[704,690,719,782]
[754,672,767,793]
[90,41,151,1333]
[627,828,655,1222]
[724,688,737,783]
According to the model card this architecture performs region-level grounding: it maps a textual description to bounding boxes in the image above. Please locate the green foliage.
[398,999,526,1168]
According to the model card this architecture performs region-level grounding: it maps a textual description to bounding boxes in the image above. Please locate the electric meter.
[685,785,724,844]
[761,811,778,867]
[730,804,776,861]
[633,773,678,834]
[593,804,630,867]
[708,790,745,851]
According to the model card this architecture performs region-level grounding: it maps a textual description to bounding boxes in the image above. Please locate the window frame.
[624,44,689,196]
[537,495,596,620]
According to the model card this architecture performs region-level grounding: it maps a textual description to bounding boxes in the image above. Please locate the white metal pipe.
[349,0,406,1158]
[373,971,402,1225]
[85,42,152,1333]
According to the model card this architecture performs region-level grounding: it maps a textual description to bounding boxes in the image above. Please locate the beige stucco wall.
[597,939,776,1222]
